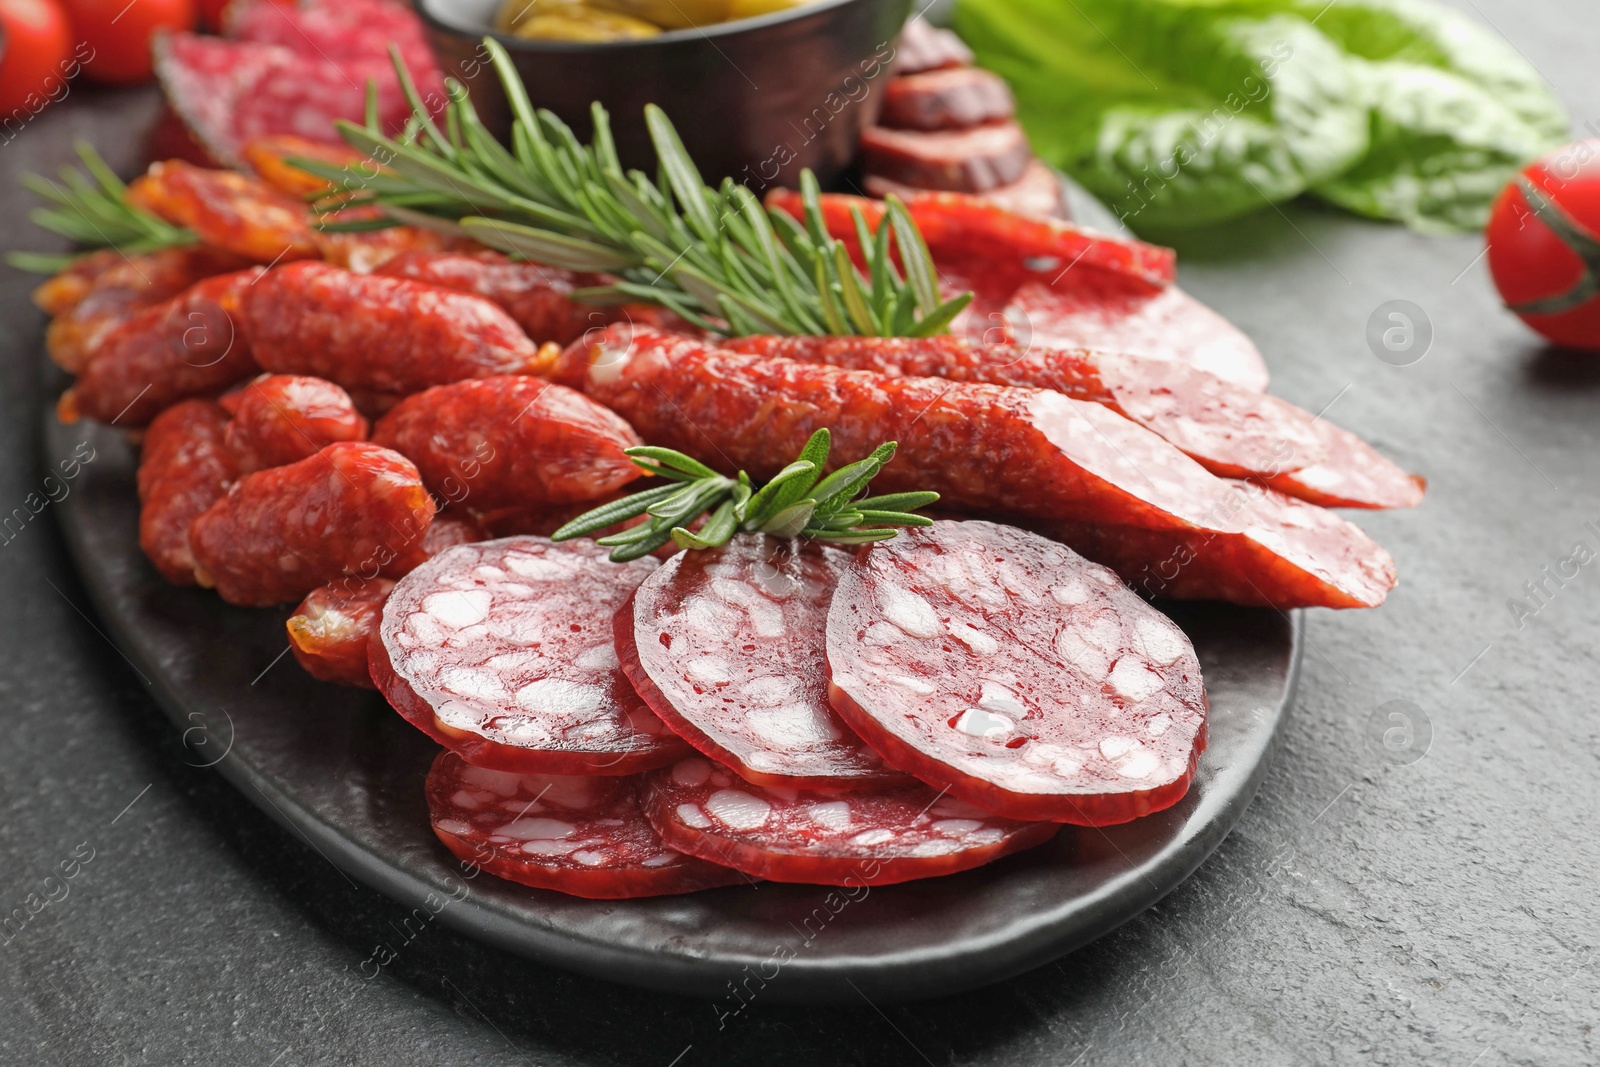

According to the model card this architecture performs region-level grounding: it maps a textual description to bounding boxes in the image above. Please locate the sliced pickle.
[495,0,817,37]
[509,5,664,39]
[495,0,564,32]
[587,0,732,30]
[724,0,811,18]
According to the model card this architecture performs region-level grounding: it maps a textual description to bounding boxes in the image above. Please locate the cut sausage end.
[861,122,1033,194]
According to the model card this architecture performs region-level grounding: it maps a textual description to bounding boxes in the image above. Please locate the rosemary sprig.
[553,430,939,562]
[296,39,973,338]
[8,143,196,273]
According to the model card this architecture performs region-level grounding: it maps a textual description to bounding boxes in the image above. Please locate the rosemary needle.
[9,142,196,273]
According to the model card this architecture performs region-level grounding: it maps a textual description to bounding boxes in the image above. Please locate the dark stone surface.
[1,0,1596,1060]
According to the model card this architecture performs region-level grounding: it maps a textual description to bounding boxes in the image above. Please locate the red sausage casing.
[137,399,236,585]
[190,441,436,606]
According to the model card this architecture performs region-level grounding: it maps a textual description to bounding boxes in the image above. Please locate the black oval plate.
[47,414,1300,1003]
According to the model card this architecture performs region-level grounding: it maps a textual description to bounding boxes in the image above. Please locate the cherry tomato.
[0,0,74,117]
[60,0,197,85]
[1487,139,1600,350]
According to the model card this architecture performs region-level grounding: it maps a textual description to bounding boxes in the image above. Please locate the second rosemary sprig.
[297,38,973,338]
[552,430,939,562]
[8,142,195,273]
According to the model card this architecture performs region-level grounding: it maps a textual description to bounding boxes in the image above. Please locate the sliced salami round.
[825,520,1207,826]
[224,0,439,73]
[373,537,689,775]
[618,536,909,790]
[426,751,740,899]
[892,19,974,75]
[879,67,1016,132]
[860,122,1033,194]
[642,756,1057,886]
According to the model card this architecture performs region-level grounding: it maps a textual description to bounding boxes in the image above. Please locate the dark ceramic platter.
[47,408,1301,1003]
[43,148,1296,1006]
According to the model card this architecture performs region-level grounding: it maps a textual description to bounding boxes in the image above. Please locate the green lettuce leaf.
[1287,0,1568,231]
[956,0,1370,230]
[953,0,1569,233]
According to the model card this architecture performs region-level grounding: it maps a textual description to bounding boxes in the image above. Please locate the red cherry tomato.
[0,0,74,116]
[1487,139,1600,350]
[60,0,197,85]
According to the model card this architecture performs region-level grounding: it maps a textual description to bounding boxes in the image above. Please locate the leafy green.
[953,0,1569,233]
[954,0,1370,230]
[1311,58,1557,231]
[1290,0,1568,231]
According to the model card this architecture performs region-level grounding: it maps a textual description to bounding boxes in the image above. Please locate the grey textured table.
[2,2,1596,1061]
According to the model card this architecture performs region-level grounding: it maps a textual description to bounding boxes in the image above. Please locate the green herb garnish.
[956,0,1568,234]
[552,430,939,562]
[296,39,973,338]
[8,143,196,273]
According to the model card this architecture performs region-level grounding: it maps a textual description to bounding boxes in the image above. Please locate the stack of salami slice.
[30,144,1423,898]
[862,20,1066,219]
[383,521,1206,897]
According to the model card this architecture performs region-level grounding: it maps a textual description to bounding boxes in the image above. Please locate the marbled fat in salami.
[286,512,490,688]
[997,275,1271,393]
[372,537,688,775]
[1045,480,1401,610]
[718,334,1326,483]
[767,189,1271,390]
[618,536,909,790]
[1265,420,1426,510]
[427,751,740,899]
[224,0,442,75]
[156,1,443,168]
[556,328,1398,609]
[825,521,1208,825]
[556,328,1250,534]
[642,756,1057,886]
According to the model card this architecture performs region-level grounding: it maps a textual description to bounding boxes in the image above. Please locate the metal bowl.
[417,0,912,190]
